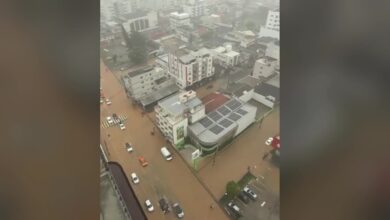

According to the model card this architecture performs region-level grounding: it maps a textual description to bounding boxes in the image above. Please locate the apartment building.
[122,10,158,33]
[155,90,205,147]
[168,48,215,89]
[252,57,279,79]
[259,9,280,39]
[183,0,207,17]
[212,44,240,67]
[169,12,191,30]
[123,66,168,100]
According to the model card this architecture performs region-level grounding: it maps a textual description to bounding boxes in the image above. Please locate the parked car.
[106,116,113,124]
[105,98,112,105]
[145,199,154,212]
[125,142,133,152]
[172,203,184,218]
[119,123,126,130]
[159,198,169,213]
[138,156,148,167]
[160,146,173,161]
[227,201,241,216]
[238,191,250,204]
[100,99,103,104]
[243,186,258,200]
[265,137,273,145]
[130,173,139,184]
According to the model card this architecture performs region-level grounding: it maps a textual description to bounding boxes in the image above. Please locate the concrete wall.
[239,89,254,102]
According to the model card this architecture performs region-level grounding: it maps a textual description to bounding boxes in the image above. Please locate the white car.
[106,116,113,124]
[265,137,273,146]
[145,200,154,212]
[119,123,126,130]
[125,142,133,153]
[100,99,103,104]
[243,186,258,200]
[130,173,139,184]
[105,98,112,105]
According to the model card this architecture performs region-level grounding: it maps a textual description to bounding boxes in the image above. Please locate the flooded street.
[101,61,228,220]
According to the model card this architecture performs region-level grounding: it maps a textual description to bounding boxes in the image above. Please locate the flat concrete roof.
[139,81,180,107]
[158,91,202,116]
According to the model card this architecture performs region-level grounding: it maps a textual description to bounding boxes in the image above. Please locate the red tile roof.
[201,92,230,113]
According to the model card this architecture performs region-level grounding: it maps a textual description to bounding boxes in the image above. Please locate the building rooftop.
[159,36,187,52]
[265,74,280,88]
[201,92,230,113]
[127,66,155,78]
[237,75,261,88]
[170,12,190,19]
[158,91,203,116]
[189,98,257,144]
[225,50,240,57]
[123,10,149,20]
[254,83,280,102]
[139,82,180,107]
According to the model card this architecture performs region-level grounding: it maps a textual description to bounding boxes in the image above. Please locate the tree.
[127,31,147,64]
[226,181,240,199]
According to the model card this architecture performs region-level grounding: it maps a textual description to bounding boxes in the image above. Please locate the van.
[160,147,173,161]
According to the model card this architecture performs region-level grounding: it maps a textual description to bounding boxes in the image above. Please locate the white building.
[252,57,279,79]
[169,12,191,30]
[122,11,158,33]
[183,0,207,17]
[224,30,256,48]
[259,9,280,39]
[265,40,280,60]
[101,0,133,22]
[168,48,215,89]
[123,67,169,100]
[212,44,240,67]
[265,9,279,31]
[155,90,205,147]
[188,98,257,154]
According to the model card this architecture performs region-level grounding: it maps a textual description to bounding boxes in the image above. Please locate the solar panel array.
[236,108,248,116]
[228,112,241,121]
[199,117,213,128]
[226,99,241,111]
[210,125,224,135]
[219,119,234,128]
[217,106,231,116]
[208,111,223,122]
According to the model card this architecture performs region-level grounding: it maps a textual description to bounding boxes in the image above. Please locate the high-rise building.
[259,9,280,39]
[168,48,215,89]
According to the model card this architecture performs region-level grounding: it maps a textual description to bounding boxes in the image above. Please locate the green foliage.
[226,181,240,199]
[127,31,147,64]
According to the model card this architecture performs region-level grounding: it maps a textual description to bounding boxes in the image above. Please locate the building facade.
[183,0,207,17]
[252,57,279,79]
[123,67,168,100]
[168,48,215,89]
[122,11,158,33]
[212,44,240,67]
[259,9,280,39]
[169,12,191,30]
[155,90,205,147]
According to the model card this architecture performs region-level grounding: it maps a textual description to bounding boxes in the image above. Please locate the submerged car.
[105,98,112,105]
[159,197,169,213]
[243,186,258,200]
[172,203,184,218]
[145,199,154,212]
[125,142,133,152]
[265,137,273,145]
[130,172,139,184]
[138,156,148,167]
[119,123,126,130]
[227,201,241,216]
[238,191,250,204]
